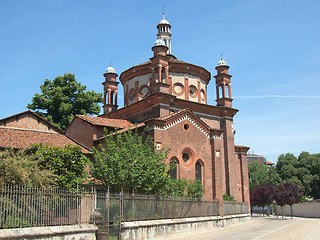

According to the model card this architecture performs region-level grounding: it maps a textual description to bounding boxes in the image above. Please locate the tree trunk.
[290,205,293,219]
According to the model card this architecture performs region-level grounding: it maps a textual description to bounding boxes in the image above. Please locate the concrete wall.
[0,224,97,240]
[121,214,250,240]
[276,201,320,218]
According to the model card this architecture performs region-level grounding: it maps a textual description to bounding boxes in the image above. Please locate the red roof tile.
[0,127,90,154]
[266,161,275,165]
[75,115,133,128]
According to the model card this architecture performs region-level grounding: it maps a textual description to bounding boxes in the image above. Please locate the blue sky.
[0,0,319,163]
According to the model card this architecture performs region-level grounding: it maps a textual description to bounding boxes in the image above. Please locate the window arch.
[225,85,229,98]
[218,85,223,99]
[110,91,114,105]
[195,160,203,183]
[170,157,179,179]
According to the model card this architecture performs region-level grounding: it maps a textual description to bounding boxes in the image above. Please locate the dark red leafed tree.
[274,182,304,218]
[250,184,275,215]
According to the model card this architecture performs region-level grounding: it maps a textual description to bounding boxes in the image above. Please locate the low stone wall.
[121,214,251,240]
[276,201,320,218]
[0,224,98,240]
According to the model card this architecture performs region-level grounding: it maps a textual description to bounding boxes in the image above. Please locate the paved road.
[166,216,320,240]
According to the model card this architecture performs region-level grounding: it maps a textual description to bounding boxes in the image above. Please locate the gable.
[0,111,62,133]
[151,115,210,138]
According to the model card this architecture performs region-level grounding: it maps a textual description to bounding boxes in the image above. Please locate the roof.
[75,115,133,128]
[94,123,145,142]
[0,127,90,154]
[266,161,275,165]
[0,110,63,133]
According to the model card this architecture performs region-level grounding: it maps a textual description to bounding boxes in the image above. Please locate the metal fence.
[223,201,249,215]
[0,185,94,229]
[0,185,249,239]
[94,189,220,239]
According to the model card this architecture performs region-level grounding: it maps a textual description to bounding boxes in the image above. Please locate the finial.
[162,4,165,19]
[221,54,223,60]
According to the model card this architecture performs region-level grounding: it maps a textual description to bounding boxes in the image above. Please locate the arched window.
[219,85,223,99]
[195,161,202,183]
[110,91,114,105]
[170,158,179,179]
[225,85,229,98]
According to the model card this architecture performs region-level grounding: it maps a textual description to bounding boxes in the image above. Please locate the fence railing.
[0,185,249,233]
[0,185,94,229]
[94,190,220,223]
[223,201,249,215]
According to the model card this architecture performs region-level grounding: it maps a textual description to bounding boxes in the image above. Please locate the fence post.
[107,186,110,240]
[132,188,135,221]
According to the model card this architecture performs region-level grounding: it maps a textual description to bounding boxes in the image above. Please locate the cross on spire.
[162,4,165,19]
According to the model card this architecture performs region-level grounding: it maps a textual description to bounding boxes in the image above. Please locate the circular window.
[189,85,197,97]
[173,83,185,95]
[184,124,189,130]
[182,153,190,163]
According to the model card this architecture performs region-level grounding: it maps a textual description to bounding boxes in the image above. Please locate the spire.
[156,11,172,54]
[163,4,165,19]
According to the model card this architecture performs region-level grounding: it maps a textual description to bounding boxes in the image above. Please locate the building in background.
[247,153,275,166]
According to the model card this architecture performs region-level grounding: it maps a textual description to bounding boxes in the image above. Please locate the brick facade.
[65,15,250,203]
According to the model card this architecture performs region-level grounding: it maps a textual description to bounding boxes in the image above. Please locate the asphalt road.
[166,216,320,240]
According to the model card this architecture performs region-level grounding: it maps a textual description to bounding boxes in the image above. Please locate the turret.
[214,57,233,108]
[102,65,119,114]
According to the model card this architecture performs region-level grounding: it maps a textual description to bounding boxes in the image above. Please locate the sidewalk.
[161,216,320,240]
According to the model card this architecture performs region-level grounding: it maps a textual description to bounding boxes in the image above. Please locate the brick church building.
[66,14,250,204]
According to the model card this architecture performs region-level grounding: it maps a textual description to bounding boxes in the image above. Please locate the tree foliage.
[29,144,89,189]
[248,160,281,190]
[91,127,204,198]
[276,152,320,198]
[166,178,204,199]
[248,152,320,199]
[91,127,170,195]
[27,73,103,130]
[250,184,274,207]
[0,148,56,186]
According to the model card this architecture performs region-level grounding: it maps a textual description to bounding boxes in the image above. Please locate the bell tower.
[102,65,119,114]
[156,12,172,54]
[214,57,233,108]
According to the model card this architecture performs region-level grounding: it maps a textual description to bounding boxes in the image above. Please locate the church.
[65,14,250,203]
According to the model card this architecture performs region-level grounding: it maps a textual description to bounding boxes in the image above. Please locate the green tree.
[248,161,281,190]
[297,152,320,199]
[27,73,103,130]
[91,127,170,195]
[0,148,56,186]
[29,144,89,189]
[276,153,316,197]
[165,178,204,199]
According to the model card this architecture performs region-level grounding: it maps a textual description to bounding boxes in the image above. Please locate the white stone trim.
[150,114,210,138]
